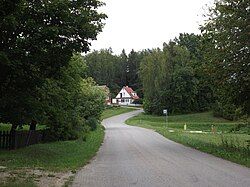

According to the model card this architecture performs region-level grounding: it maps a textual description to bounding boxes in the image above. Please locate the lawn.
[0,125,104,186]
[0,126,104,171]
[101,106,138,120]
[126,112,250,167]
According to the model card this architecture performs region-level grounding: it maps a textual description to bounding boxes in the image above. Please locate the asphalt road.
[73,110,250,187]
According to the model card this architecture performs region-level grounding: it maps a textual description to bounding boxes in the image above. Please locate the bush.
[86,117,99,131]
[213,101,246,121]
[38,54,105,141]
[132,98,143,104]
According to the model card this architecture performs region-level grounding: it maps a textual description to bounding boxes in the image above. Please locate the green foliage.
[84,49,121,95]
[84,49,146,98]
[201,0,249,119]
[37,54,106,140]
[140,41,206,115]
[0,0,106,131]
[175,33,214,111]
[86,117,99,131]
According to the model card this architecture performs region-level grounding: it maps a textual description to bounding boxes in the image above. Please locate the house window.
[121,99,124,103]
[120,93,122,98]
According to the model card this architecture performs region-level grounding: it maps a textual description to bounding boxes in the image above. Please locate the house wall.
[116,98,134,105]
[114,88,133,105]
[115,88,131,99]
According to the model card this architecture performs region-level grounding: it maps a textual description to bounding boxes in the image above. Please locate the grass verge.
[0,126,104,171]
[126,112,250,167]
[0,125,104,186]
[101,106,138,120]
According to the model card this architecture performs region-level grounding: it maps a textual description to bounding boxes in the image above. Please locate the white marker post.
[163,109,168,128]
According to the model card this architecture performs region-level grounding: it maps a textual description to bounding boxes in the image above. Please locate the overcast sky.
[89,0,213,54]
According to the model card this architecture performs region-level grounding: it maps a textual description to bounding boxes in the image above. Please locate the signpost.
[163,109,168,128]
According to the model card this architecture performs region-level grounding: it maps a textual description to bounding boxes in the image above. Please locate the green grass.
[126,112,245,132]
[0,179,36,187]
[126,112,250,167]
[0,125,104,172]
[0,123,47,131]
[101,106,138,120]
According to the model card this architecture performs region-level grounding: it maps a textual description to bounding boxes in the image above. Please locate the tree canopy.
[0,0,107,138]
[201,0,249,119]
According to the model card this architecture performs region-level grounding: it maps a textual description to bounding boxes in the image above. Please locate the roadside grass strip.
[0,125,104,186]
[126,112,250,167]
[101,106,138,120]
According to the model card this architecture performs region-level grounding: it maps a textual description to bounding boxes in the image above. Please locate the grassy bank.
[101,106,138,120]
[0,125,104,186]
[126,112,250,167]
[0,126,104,171]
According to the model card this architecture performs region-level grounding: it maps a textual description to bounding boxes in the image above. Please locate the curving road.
[73,110,250,187]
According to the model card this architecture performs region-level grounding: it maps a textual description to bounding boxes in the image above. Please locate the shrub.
[38,54,105,141]
[86,117,99,131]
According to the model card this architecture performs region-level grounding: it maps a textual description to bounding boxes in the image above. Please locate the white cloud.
[90,0,213,54]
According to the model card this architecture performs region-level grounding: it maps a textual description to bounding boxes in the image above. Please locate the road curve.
[73,110,250,187]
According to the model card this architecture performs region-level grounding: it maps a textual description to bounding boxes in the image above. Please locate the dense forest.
[84,48,145,98]
[84,0,249,120]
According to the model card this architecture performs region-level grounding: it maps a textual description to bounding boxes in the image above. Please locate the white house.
[112,86,139,105]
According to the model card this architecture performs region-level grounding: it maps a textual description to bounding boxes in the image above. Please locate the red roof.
[124,86,139,99]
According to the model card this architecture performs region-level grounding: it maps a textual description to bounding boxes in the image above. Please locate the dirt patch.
[0,167,75,187]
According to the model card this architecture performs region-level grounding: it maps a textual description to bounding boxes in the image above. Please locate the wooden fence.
[0,130,45,150]
[0,131,13,149]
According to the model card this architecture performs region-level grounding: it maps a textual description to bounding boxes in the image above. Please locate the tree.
[0,0,106,129]
[38,54,105,140]
[127,50,144,97]
[84,49,121,96]
[140,43,199,115]
[175,33,214,111]
[201,0,250,119]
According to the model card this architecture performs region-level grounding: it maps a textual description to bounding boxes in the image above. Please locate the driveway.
[73,110,250,187]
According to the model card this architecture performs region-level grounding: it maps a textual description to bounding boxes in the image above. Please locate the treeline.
[84,48,145,98]
[0,0,107,140]
[141,35,213,115]
[85,0,249,120]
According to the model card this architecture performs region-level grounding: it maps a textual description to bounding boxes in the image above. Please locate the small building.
[112,86,139,106]
[97,85,111,105]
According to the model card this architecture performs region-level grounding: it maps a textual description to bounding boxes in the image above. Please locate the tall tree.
[84,49,121,96]
[127,50,144,96]
[140,43,199,115]
[175,33,214,111]
[201,0,250,119]
[0,0,107,129]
